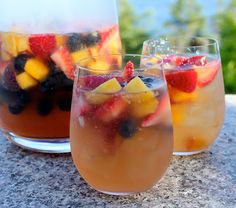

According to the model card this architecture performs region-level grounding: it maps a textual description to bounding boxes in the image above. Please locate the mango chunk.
[86,78,122,104]
[16,72,38,90]
[124,76,158,118]
[24,58,49,81]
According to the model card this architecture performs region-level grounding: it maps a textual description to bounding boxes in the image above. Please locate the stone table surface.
[0,95,236,208]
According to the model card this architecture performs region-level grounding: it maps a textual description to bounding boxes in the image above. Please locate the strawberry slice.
[188,56,207,66]
[78,75,110,89]
[171,56,188,66]
[29,34,56,59]
[95,96,127,123]
[141,94,169,127]
[165,69,197,93]
[51,46,75,79]
[197,60,220,87]
[123,61,134,81]
[99,25,118,47]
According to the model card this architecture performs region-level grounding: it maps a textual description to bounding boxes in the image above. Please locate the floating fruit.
[71,48,91,65]
[165,69,197,93]
[24,58,49,81]
[66,33,83,52]
[83,32,101,47]
[123,61,134,81]
[95,96,127,122]
[16,72,38,90]
[188,56,207,66]
[29,34,56,59]
[141,94,169,127]
[14,53,33,74]
[51,46,75,79]
[124,76,158,118]
[197,60,220,87]
[168,85,198,103]
[118,119,136,138]
[8,101,24,115]
[1,66,20,92]
[37,97,53,116]
[86,77,122,104]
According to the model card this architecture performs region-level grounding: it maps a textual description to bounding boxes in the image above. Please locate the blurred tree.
[217,0,236,93]
[165,0,206,36]
[118,0,151,53]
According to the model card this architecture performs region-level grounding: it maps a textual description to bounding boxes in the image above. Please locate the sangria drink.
[142,37,225,155]
[70,54,173,194]
[0,25,121,152]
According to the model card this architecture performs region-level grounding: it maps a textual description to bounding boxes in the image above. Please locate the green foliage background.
[118,0,236,93]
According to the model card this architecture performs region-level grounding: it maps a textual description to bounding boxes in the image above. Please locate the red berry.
[51,46,75,79]
[95,96,127,123]
[172,56,188,66]
[141,94,169,127]
[123,61,134,81]
[197,60,220,87]
[188,56,207,66]
[165,69,197,93]
[29,34,56,59]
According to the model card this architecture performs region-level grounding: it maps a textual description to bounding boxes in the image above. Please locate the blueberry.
[118,119,137,138]
[16,90,31,105]
[84,32,101,47]
[14,53,32,74]
[8,101,24,115]
[62,78,73,91]
[67,33,83,52]
[37,98,53,116]
[58,97,71,111]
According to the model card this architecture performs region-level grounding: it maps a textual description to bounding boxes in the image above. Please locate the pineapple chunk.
[24,58,49,81]
[86,78,122,104]
[124,76,158,118]
[71,49,91,66]
[16,72,38,90]
[16,34,30,53]
[1,32,18,57]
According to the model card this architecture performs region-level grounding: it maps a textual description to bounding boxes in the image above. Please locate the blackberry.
[84,32,101,47]
[118,119,137,138]
[67,33,83,52]
[58,96,71,111]
[1,66,20,92]
[62,78,73,91]
[8,101,24,115]
[37,98,53,116]
[39,70,65,93]
[16,90,31,105]
[14,53,32,74]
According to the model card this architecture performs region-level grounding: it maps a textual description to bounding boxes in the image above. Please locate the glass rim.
[75,53,163,73]
[143,36,219,49]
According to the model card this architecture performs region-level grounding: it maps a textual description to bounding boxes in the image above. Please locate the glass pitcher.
[0,0,121,153]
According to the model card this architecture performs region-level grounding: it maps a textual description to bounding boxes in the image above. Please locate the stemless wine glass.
[70,54,173,195]
[142,37,225,155]
[0,0,121,152]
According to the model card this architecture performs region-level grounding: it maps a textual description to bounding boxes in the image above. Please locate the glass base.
[173,149,206,156]
[2,131,70,153]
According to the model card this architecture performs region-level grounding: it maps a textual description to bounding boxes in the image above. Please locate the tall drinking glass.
[70,54,173,194]
[142,37,225,155]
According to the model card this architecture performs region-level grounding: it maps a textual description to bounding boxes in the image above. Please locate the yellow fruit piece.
[168,85,198,103]
[86,78,122,104]
[1,32,18,57]
[16,34,30,53]
[124,76,158,118]
[71,49,91,65]
[55,34,67,47]
[87,60,110,73]
[16,72,38,90]
[24,58,49,81]
[89,46,99,57]
[171,104,185,125]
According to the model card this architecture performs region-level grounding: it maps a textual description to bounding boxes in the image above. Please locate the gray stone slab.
[0,95,235,208]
